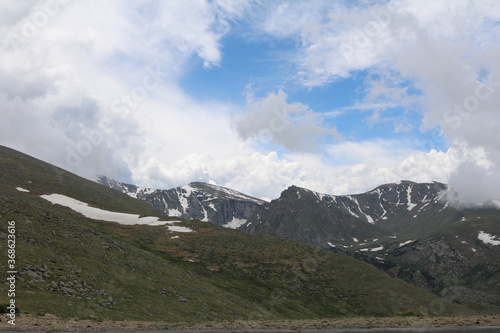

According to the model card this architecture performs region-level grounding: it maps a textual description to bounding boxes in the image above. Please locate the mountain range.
[96,176,265,229]
[4,145,491,321]
[97,176,500,307]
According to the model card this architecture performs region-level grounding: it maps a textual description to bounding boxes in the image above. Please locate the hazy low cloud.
[235,90,341,152]
[448,161,500,207]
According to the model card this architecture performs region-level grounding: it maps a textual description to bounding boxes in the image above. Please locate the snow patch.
[41,193,170,226]
[364,213,374,223]
[178,185,193,211]
[16,187,30,193]
[398,240,415,248]
[376,189,387,221]
[353,237,359,243]
[360,246,383,252]
[203,183,265,203]
[168,207,182,217]
[351,197,374,223]
[406,185,417,211]
[478,231,500,246]
[223,217,247,229]
[167,226,194,233]
[341,198,360,218]
[439,201,449,212]
[418,202,430,212]
[327,242,336,248]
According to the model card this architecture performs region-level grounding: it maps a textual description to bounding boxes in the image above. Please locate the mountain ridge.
[97,175,500,307]
[96,176,456,229]
[3,144,485,320]
[96,176,266,228]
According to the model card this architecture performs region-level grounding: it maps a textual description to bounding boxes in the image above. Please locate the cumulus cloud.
[2,0,500,203]
[128,140,468,200]
[235,90,341,152]
[0,0,250,182]
[256,0,500,203]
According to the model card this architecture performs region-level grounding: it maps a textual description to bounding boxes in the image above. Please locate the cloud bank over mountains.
[1,0,499,202]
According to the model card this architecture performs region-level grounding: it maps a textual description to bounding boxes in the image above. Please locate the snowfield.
[398,240,415,248]
[223,217,247,229]
[478,231,500,246]
[167,226,194,233]
[40,193,194,232]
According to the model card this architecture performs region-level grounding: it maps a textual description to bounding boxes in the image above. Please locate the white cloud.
[448,161,500,206]
[255,0,500,203]
[0,0,251,182]
[2,0,500,203]
[235,90,341,152]
[129,140,469,200]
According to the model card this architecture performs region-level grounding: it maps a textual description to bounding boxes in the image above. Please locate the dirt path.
[1,314,500,331]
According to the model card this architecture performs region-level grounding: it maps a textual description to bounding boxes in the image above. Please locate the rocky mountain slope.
[96,176,265,229]
[241,182,500,306]
[242,181,453,245]
[99,176,500,308]
[3,145,478,321]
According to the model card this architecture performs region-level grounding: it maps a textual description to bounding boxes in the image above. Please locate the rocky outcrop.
[242,185,387,247]
[96,176,265,228]
[441,286,500,306]
[332,248,444,294]
[241,181,453,248]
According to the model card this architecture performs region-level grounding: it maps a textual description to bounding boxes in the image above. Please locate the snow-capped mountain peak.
[96,176,265,228]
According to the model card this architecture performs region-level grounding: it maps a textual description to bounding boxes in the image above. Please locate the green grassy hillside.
[0,146,164,217]
[0,145,485,321]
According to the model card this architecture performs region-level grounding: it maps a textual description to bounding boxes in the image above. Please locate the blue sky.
[181,30,442,154]
[1,0,500,202]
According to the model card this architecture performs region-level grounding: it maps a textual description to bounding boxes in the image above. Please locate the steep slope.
[241,182,500,307]
[1,145,478,321]
[241,181,455,247]
[383,207,500,306]
[96,172,499,307]
[96,176,265,229]
[243,185,389,246]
